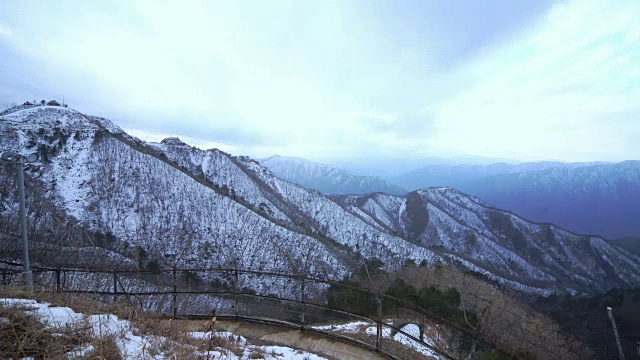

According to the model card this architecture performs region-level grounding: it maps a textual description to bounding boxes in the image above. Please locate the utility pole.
[17,161,33,292]
[1,151,39,292]
[608,307,625,360]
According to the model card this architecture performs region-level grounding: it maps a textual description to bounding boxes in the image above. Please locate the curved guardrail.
[0,260,488,359]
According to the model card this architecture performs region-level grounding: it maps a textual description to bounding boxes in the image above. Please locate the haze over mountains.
[2,104,640,296]
[333,155,523,178]
[261,156,640,240]
[394,161,640,240]
[260,155,407,195]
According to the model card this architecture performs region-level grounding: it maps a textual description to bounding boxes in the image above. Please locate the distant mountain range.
[332,155,521,177]
[1,105,639,295]
[260,155,407,195]
[392,161,640,239]
[262,155,640,239]
[391,161,609,190]
[609,237,640,257]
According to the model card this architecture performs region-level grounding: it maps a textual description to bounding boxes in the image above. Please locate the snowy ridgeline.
[336,189,640,294]
[3,106,439,274]
[0,297,328,360]
[1,105,640,295]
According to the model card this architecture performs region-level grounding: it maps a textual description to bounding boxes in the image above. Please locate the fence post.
[112,270,117,303]
[376,291,383,351]
[172,265,177,317]
[234,268,239,318]
[56,270,61,293]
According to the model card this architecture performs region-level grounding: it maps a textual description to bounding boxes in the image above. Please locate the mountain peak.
[1,104,97,131]
[160,137,188,146]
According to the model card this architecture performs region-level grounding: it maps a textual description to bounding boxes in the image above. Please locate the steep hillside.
[147,140,438,268]
[260,155,407,195]
[0,106,436,281]
[332,189,640,294]
[2,105,640,296]
[0,106,347,279]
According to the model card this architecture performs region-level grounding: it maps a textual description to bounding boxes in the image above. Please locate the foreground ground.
[0,293,330,359]
[0,287,442,359]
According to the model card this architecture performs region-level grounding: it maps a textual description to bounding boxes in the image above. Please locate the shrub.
[327,286,378,317]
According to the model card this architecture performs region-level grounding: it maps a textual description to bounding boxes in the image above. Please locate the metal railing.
[0,260,493,359]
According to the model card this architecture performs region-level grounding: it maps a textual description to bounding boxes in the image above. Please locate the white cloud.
[429,0,640,161]
[1,0,638,162]
[0,22,12,36]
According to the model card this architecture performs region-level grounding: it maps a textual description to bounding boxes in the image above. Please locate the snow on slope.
[312,320,447,360]
[237,156,442,268]
[87,138,347,275]
[148,139,442,269]
[1,107,347,282]
[3,105,640,295]
[1,106,438,283]
[335,188,640,294]
[148,139,293,225]
[0,298,327,359]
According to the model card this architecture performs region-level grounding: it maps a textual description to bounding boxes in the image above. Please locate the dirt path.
[175,319,388,360]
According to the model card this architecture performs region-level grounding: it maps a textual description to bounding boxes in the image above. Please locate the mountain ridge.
[1,105,639,295]
[392,160,640,238]
[260,154,407,196]
[332,189,640,293]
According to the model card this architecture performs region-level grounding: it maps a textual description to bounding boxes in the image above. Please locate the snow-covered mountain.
[2,104,640,295]
[259,155,407,195]
[393,161,640,238]
[0,106,432,281]
[332,189,640,294]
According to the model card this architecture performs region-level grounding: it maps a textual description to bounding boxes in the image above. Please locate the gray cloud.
[359,112,436,141]
[1,1,639,163]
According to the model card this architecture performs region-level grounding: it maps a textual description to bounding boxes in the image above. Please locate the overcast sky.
[1,0,639,163]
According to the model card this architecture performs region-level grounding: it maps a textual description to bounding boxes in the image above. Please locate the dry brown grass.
[398,265,589,360]
[84,336,123,360]
[0,285,295,359]
[4,285,446,359]
[0,302,89,359]
[0,283,142,359]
